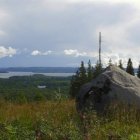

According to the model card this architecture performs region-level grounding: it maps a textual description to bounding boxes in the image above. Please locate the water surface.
[0,72,74,78]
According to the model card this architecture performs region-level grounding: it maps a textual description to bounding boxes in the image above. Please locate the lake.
[0,72,74,78]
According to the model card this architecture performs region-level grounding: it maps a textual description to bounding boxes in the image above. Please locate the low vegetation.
[0,100,139,140]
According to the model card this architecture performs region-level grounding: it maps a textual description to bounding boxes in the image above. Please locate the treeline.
[69,60,102,98]
[69,58,140,98]
[119,58,140,77]
[1,58,140,103]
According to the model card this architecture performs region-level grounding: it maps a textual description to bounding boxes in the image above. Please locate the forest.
[0,74,71,103]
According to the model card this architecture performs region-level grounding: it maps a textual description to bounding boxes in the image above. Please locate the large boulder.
[76,65,140,113]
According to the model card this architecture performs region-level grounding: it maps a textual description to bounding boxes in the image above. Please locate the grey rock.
[76,65,140,113]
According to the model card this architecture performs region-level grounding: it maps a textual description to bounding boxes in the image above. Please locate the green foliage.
[93,61,103,78]
[79,61,87,84]
[0,101,139,140]
[0,122,35,140]
[33,92,46,101]
[0,75,71,102]
[69,61,87,98]
[70,60,103,98]
[118,59,124,70]
[126,58,134,76]
[87,60,94,81]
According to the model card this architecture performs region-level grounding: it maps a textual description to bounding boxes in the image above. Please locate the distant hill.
[0,67,78,73]
[0,70,8,73]
[0,67,138,74]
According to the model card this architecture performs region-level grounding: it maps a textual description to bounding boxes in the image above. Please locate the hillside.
[0,67,78,73]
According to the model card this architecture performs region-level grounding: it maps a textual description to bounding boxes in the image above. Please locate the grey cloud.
[31,50,52,56]
[0,0,139,66]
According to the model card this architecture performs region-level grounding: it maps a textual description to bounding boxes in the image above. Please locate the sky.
[0,0,140,67]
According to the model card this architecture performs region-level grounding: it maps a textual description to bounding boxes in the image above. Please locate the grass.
[0,100,140,140]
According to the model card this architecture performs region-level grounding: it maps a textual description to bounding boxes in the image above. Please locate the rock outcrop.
[76,65,140,113]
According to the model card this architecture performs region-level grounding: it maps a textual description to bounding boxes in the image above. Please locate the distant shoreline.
[0,67,78,73]
[0,72,74,79]
[0,71,8,73]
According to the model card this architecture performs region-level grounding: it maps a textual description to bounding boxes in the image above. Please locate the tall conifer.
[118,59,124,70]
[126,58,134,76]
[93,61,102,78]
[79,61,87,84]
[69,61,87,98]
[87,60,93,81]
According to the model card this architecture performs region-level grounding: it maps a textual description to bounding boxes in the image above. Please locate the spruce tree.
[69,61,87,98]
[118,59,124,70]
[69,70,80,98]
[93,61,103,78]
[126,58,134,76]
[87,60,93,81]
[137,64,140,78]
[79,61,87,83]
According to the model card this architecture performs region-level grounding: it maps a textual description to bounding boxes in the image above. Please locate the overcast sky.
[0,0,140,67]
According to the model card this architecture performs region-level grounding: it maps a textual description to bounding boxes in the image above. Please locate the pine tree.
[93,61,103,78]
[126,58,134,76]
[79,61,87,84]
[69,71,80,98]
[69,61,87,98]
[137,64,140,78]
[118,59,124,70]
[87,60,93,81]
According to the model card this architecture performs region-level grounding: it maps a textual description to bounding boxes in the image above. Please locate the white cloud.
[93,11,140,67]
[43,50,52,55]
[31,50,41,56]
[31,50,52,56]
[87,51,139,68]
[64,49,87,57]
[0,46,17,58]
[63,49,139,68]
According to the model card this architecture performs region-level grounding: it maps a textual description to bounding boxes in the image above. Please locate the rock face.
[76,65,140,113]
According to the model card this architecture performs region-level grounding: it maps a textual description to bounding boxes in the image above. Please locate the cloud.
[64,49,139,67]
[87,51,139,68]
[31,50,52,56]
[0,46,17,58]
[0,0,139,67]
[42,50,52,55]
[41,0,140,5]
[0,30,6,36]
[64,49,87,57]
[94,10,140,67]
[31,50,41,56]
